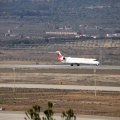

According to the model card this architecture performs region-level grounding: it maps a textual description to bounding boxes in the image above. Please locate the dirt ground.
[0,68,120,117]
[0,68,120,87]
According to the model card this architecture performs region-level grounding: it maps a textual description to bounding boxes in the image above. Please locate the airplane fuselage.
[56,51,99,66]
[61,57,99,65]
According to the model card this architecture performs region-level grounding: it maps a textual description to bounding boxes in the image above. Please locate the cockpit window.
[94,59,98,61]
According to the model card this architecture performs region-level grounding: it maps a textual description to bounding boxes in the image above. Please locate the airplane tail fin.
[56,51,64,62]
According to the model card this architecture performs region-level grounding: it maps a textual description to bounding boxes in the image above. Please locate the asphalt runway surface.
[0,112,120,120]
[0,64,120,69]
[0,83,120,91]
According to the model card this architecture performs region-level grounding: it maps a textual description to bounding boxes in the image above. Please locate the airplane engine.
[63,57,66,61]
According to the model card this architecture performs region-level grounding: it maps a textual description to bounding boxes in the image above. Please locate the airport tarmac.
[0,112,120,120]
[0,64,120,69]
[0,65,120,119]
[0,83,120,91]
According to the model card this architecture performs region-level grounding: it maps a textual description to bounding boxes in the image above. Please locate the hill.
[0,0,120,28]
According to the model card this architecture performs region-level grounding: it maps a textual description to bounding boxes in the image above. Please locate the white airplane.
[56,51,99,66]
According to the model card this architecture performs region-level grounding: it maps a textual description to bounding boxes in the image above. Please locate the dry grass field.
[0,68,120,117]
[0,39,120,65]
[0,68,120,86]
[0,88,120,117]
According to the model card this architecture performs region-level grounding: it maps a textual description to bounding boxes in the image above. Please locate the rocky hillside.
[0,0,120,28]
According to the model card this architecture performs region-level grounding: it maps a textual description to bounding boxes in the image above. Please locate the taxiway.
[0,83,120,91]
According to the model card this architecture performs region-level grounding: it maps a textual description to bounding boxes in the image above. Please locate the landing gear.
[70,64,80,66]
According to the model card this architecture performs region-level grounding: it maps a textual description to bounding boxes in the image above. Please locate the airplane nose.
[97,61,100,65]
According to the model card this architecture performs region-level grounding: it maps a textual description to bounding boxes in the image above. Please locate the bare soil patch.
[0,88,120,117]
[0,68,120,117]
[0,68,120,87]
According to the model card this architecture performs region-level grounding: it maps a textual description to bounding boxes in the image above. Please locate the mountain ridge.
[0,0,120,28]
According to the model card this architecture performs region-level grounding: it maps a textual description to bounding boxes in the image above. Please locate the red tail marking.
[57,52,63,62]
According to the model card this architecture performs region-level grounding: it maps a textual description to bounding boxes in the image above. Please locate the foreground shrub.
[25,102,76,120]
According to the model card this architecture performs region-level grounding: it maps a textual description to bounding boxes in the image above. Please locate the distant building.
[46,32,77,35]
[106,34,120,38]
[5,29,12,36]
[76,34,86,38]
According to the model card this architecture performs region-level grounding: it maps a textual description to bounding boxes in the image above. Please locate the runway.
[0,83,120,91]
[0,64,120,69]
